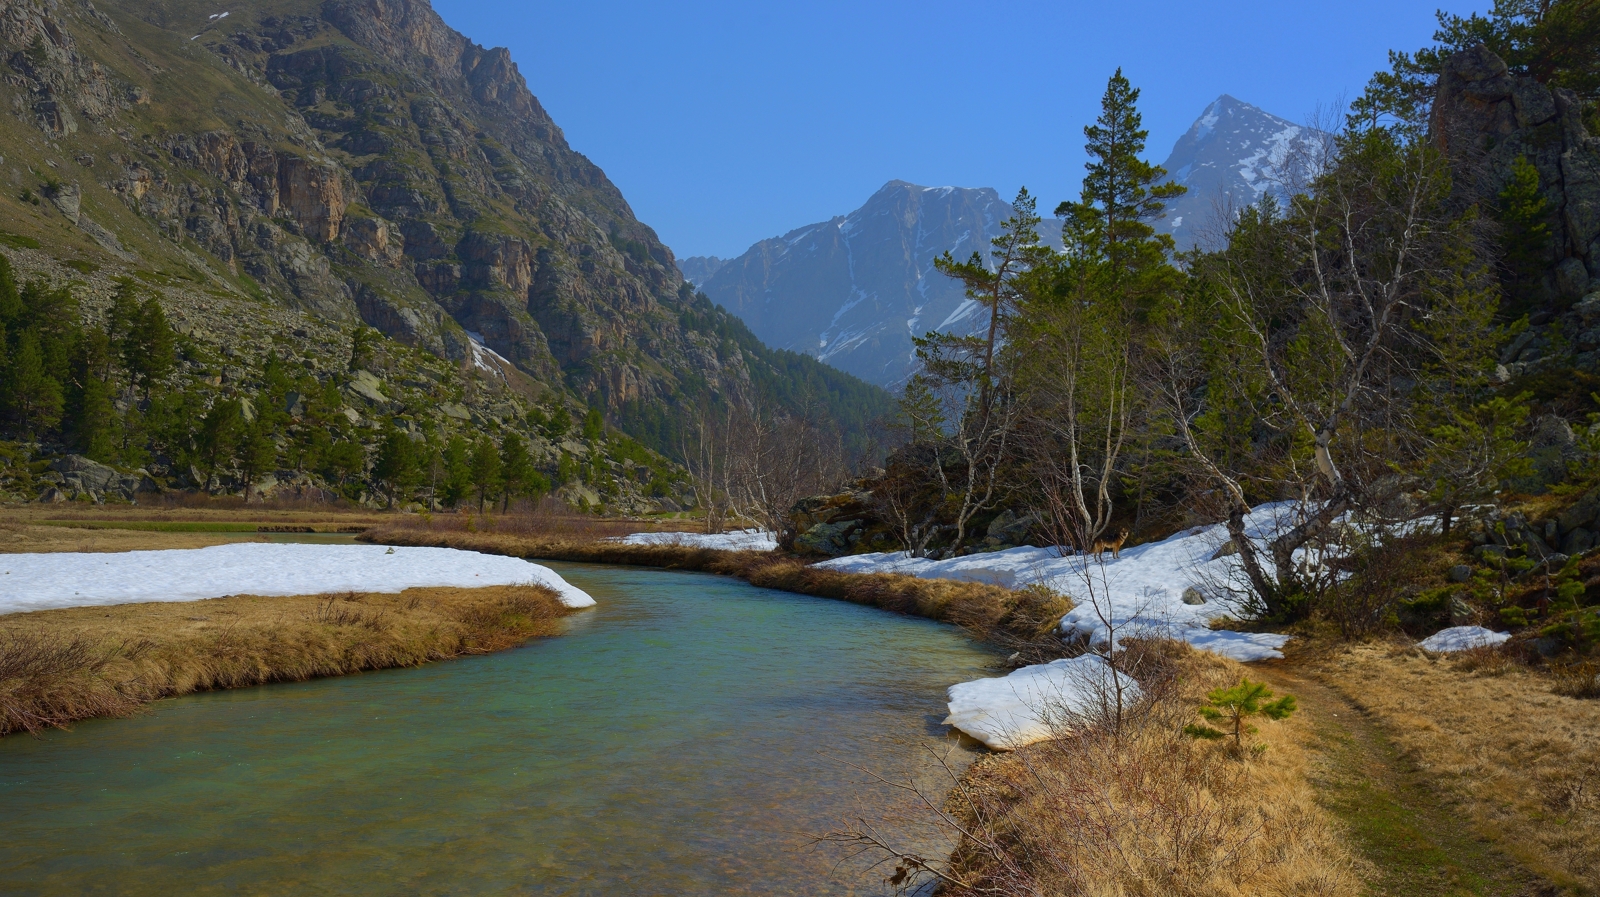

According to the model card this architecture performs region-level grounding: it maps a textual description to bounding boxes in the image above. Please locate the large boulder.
[49,455,159,501]
[788,489,874,535]
[794,520,861,557]
[1515,415,1580,493]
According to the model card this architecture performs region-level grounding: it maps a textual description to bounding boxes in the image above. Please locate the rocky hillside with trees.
[0,0,890,508]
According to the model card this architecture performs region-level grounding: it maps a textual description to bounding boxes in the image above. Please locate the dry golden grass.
[932,644,1362,897]
[362,523,1074,648]
[1310,641,1600,892]
[0,502,392,527]
[0,520,258,553]
[0,584,573,737]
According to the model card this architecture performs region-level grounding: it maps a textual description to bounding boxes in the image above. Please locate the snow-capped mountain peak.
[1156,95,1332,249]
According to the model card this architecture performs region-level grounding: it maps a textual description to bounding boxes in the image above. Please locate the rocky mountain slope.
[1153,95,1332,250]
[690,181,1012,388]
[0,0,890,504]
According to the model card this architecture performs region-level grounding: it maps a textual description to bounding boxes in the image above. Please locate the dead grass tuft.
[1550,659,1600,698]
[0,628,140,735]
[1451,643,1517,677]
[0,584,573,737]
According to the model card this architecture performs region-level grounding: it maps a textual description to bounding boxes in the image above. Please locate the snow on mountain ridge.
[692,180,1009,388]
[1156,95,1332,250]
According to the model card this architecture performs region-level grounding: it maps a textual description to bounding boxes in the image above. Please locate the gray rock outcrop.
[46,455,158,501]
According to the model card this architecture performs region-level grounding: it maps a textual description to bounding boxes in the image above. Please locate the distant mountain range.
[680,96,1330,390]
[687,181,1012,387]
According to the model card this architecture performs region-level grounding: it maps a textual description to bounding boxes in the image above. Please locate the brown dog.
[1091,528,1129,560]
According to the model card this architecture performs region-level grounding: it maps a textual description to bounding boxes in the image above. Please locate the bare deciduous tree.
[1155,126,1499,619]
[681,391,847,541]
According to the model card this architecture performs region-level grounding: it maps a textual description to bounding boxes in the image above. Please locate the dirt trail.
[1257,666,1553,897]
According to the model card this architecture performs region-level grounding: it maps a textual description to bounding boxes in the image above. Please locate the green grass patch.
[0,231,41,250]
[1311,702,1539,896]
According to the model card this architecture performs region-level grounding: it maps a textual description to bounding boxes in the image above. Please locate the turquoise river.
[0,561,1001,895]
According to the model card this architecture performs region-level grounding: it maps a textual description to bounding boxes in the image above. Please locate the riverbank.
[359,525,1074,653]
[361,521,1578,894]
[0,582,574,737]
[930,642,1364,896]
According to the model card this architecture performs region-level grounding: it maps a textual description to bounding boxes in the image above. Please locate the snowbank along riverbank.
[0,543,594,614]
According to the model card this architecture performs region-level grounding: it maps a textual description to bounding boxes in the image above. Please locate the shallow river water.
[0,562,1000,895]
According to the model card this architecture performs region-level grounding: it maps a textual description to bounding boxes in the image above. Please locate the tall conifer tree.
[1056,69,1185,292]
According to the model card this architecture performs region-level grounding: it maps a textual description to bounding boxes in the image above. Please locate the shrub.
[1551,660,1600,698]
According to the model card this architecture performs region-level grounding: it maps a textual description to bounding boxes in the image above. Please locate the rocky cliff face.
[1427,46,1600,392]
[0,0,877,429]
[696,181,1012,388]
[1434,44,1600,298]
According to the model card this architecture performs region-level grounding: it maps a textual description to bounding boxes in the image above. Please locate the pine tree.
[499,432,536,511]
[17,281,79,387]
[0,254,20,324]
[1056,69,1186,297]
[137,388,204,471]
[438,435,472,507]
[66,329,118,460]
[545,406,573,440]
[372,428,420,507]
[124,296,175,397]
[6,331,63,437]
[348,326,375,373]
[582,407,605,442]
[293,425,331,474]
[1184,678,1297,749]
[323,438,366,488]
[237,421,277,502]
[929,188,1050,416]
[1497,154,1552,315]
[193,399,243,488]
[895,375,946,444]
[107,279,140,349]
[469,435,502,513]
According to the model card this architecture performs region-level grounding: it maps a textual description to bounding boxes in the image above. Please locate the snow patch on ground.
[945,655,1141,750]
[818,503,1304,662]
[0,543,595,614]
[1418,625,1511,652]
[614,529,778,551]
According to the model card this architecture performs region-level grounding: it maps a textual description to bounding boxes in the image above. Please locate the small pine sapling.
[1554,555,1587,609]
[1184,678,1297,751]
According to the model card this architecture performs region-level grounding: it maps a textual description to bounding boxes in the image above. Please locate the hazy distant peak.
[694,182,1015,388]
[677,255,727,287]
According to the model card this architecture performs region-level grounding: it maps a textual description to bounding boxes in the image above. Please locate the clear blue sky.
[433,0,1486,260]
